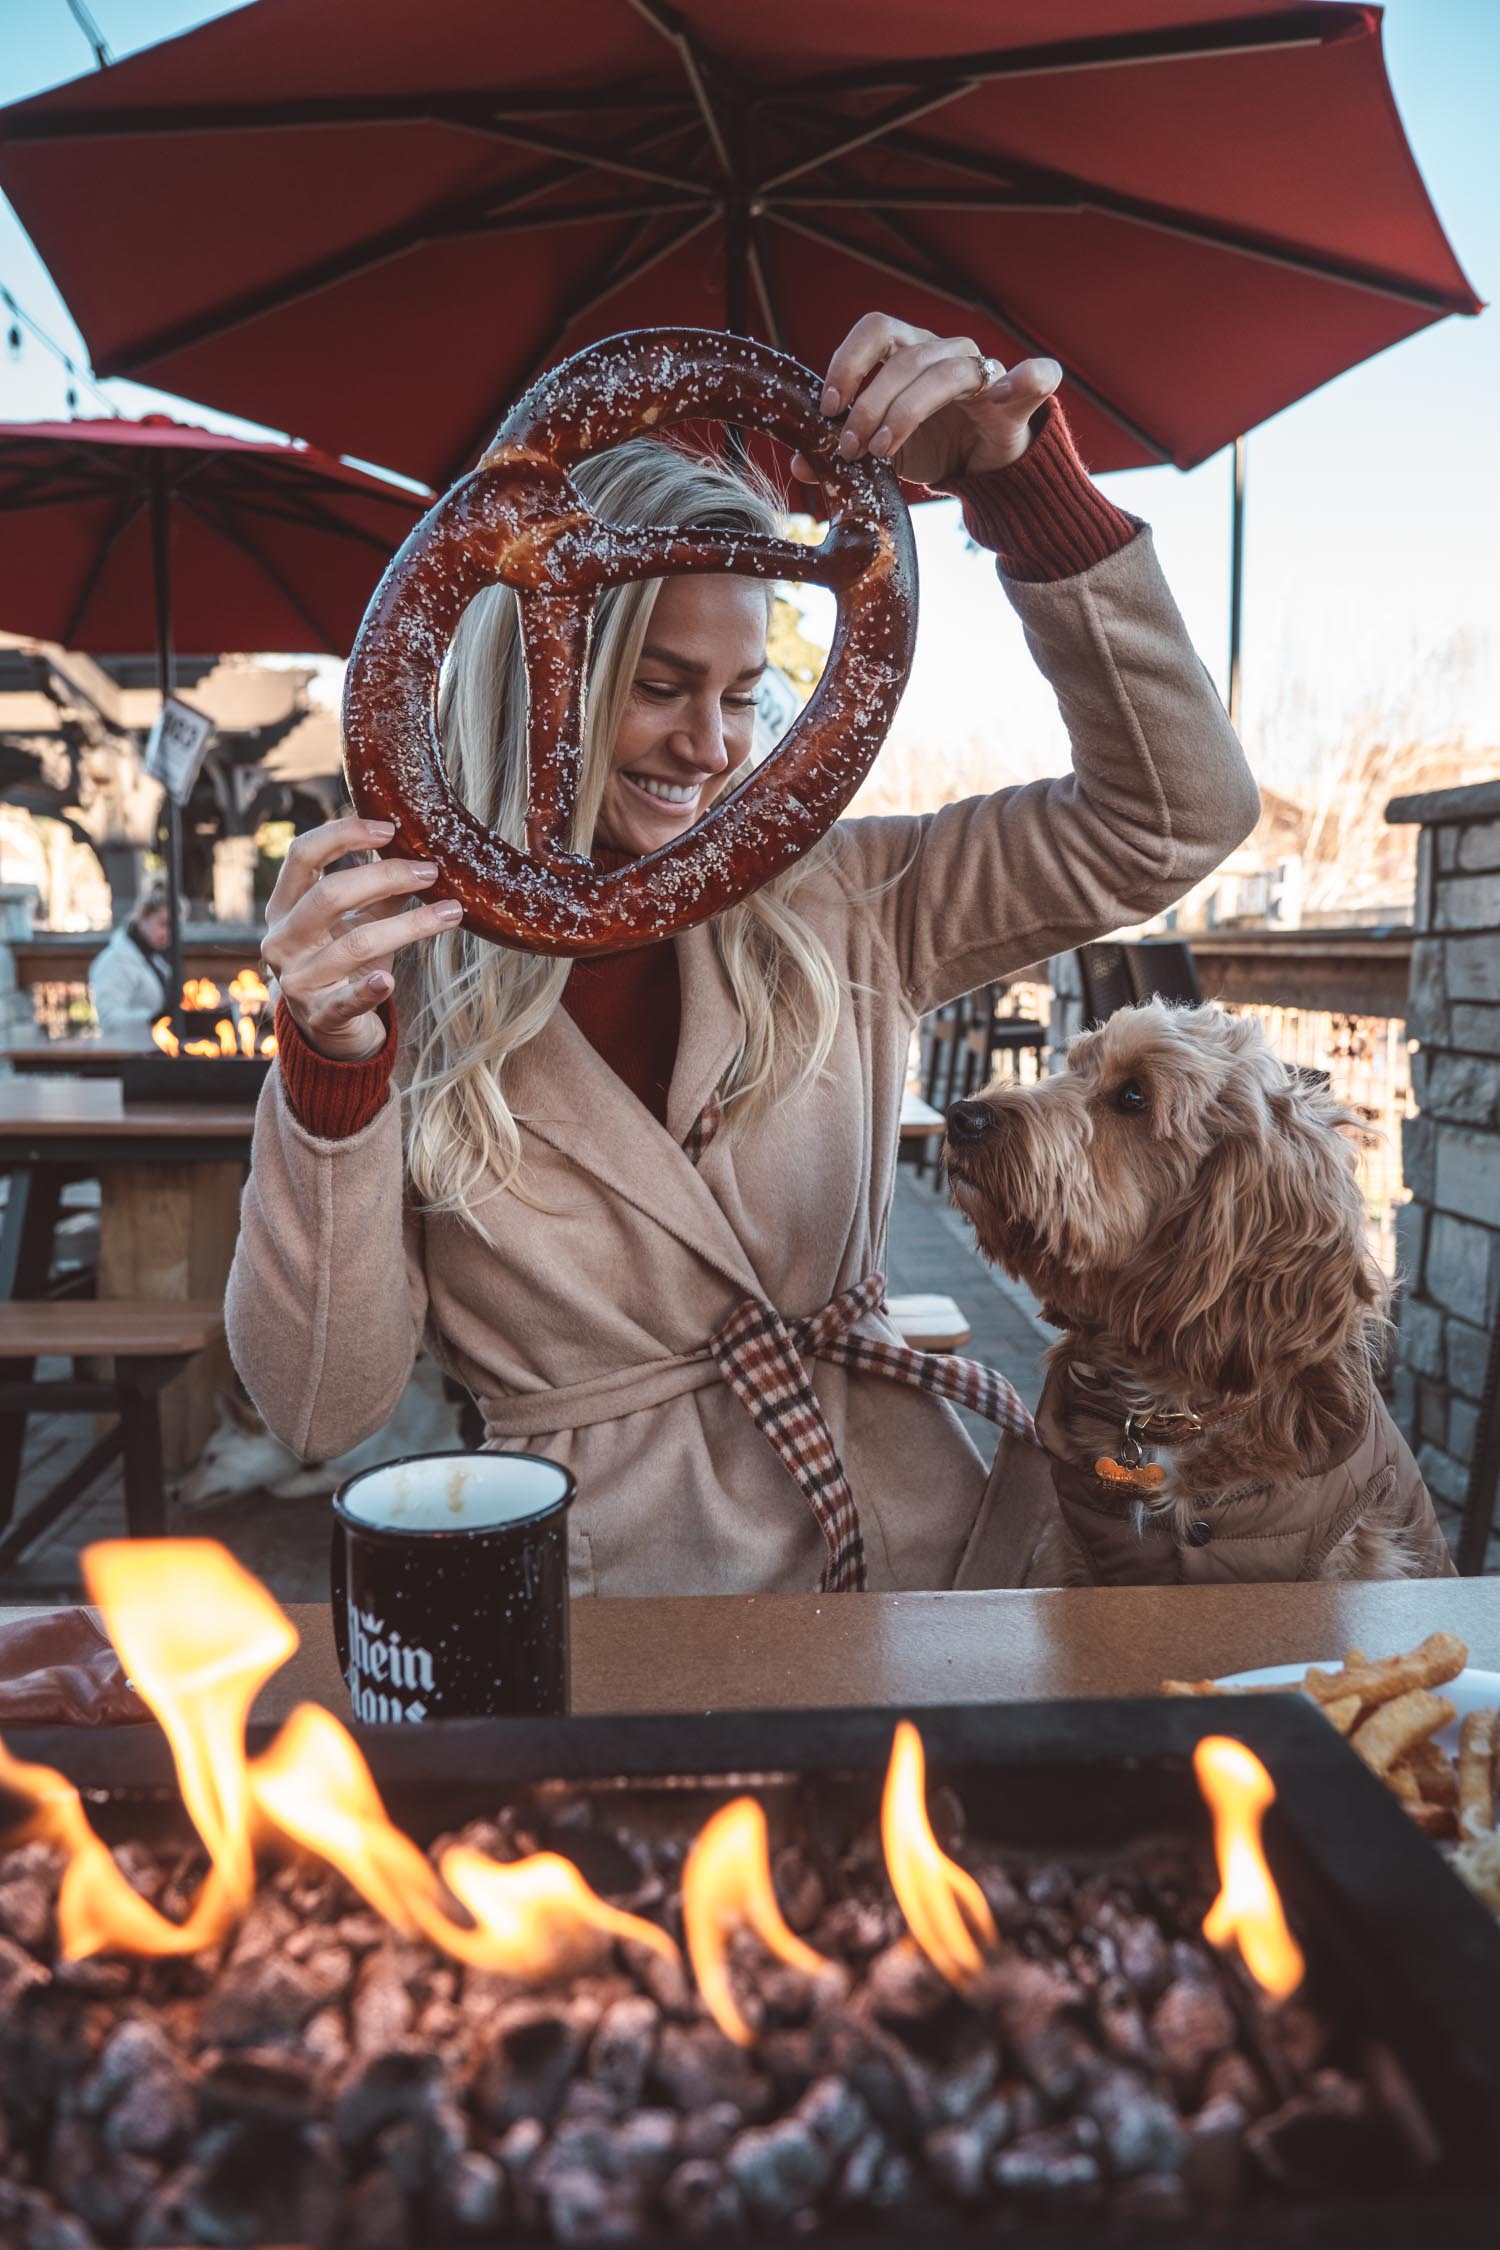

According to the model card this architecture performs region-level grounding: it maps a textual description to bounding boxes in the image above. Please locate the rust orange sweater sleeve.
[274,995,397,1139]
[934,397,1138,582]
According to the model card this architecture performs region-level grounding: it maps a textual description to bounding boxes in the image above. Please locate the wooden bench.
[0,1300,226,1572]
[888,1293,973,1352]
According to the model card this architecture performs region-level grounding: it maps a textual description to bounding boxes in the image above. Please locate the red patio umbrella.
[0,0,1478,498]
[0,414,424,1010]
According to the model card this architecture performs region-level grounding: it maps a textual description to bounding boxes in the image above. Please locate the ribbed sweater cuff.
[935,399,1138,582]
[275,996,397,1140]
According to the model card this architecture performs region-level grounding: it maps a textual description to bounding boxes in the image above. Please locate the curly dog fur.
[945,1001,1442,1583]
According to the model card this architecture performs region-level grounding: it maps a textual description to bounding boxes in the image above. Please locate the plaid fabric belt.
[708,1270,1038,1595]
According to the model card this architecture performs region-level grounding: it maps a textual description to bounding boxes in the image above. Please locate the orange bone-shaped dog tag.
[1094,1456,1167,1491]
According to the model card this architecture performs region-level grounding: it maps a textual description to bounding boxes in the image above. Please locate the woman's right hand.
[260,817,462,1062]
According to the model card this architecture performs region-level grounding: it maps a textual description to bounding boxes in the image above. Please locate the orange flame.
[880,1719,996,1988]
[0,1737,231,1958]
[182,977,222,1010]
[0,1541,295,1958]
[184,1037,219,1058]
[228,967,269,1014]
[1193,1736,1305,1999]
[150,1015,179,1057]
[214,1017,236,1056]
[251,1704,679,1978]
[82,1542,297,1919]
[681,1798,829,2044]
[238,1016,256,1057]
[259,1031,278,1057]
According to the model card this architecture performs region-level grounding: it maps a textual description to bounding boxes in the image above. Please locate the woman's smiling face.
[596,574,769,857]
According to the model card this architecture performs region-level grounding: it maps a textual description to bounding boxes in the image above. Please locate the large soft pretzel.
[342,328,918,957]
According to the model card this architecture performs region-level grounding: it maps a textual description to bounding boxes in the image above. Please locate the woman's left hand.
[793,312,1062,487]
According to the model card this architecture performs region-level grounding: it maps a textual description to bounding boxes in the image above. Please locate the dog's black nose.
[945,1098,996,1142]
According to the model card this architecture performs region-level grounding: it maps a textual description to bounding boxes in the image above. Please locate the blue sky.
[1,0,1496,788]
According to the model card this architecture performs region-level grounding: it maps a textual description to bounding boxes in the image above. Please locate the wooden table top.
[232,1578,1500,1724]
[0,1081,256,1138]
[898,1091,944,1139]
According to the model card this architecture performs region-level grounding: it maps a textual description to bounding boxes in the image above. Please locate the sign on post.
[144,696,214,807]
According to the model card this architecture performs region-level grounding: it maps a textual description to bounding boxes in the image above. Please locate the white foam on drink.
[340,1454,569,1533]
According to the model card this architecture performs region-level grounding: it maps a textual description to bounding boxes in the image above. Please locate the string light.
[0,283,115,413]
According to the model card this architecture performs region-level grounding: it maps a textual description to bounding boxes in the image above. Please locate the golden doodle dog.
[944,1002,1453,1586]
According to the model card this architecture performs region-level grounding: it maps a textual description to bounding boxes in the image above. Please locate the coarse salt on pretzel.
[342,328,918,958]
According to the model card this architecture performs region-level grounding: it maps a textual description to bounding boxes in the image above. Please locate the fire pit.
[1,1546,1498,2247]
[127,970,278,1102]
[5,1683,1500,2247]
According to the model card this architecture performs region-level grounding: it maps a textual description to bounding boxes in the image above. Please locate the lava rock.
[587,1994,658,2108]
[348,1946,416,2054]
[770,1846,826,1935]
[0,1934,50,2011]
[434,2148,507,2236]
[727,2117,836,2221]
[652,2023,769,2121]
[661,2158,748,2238]
[335,2049,448,2150]
[993,2119,1103,2198]
[1150,1974,1237,2084]
[1082,2066,1186,2177]
[479,2001,588,2129]
[925,2093,1013,2202]
[795,2074,870,2154]
[676,2100,743,2163]
[44,2119,156,2240]
[199,1944,350,2045]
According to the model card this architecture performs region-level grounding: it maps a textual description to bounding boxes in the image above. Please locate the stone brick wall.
[1387,777,1500,1525]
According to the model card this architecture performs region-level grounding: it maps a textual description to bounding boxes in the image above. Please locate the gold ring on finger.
[969,353,1004,398]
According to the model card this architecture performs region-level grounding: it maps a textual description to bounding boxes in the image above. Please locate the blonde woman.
[228,311,1258,1596]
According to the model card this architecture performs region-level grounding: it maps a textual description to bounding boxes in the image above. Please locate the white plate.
[1214,1662,1500,1755]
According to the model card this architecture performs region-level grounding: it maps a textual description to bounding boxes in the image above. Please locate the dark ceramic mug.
[331,1451,575,1722]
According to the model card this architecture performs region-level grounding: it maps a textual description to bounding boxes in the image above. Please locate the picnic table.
[899,1089,945,1141]
[0,1078,256,1481]
[230,1577,1500,1722]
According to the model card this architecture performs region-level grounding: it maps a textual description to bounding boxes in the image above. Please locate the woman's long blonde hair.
[404,436,845,1218]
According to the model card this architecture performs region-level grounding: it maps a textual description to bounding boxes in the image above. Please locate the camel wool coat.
[227,527,1259,1598]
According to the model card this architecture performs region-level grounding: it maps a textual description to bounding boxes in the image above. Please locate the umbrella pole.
[148,466,185,1038]
[724,168,750,471]
[1227,434,1246,732]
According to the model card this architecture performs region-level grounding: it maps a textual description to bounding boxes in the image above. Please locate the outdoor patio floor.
[2,1167,1493,1604]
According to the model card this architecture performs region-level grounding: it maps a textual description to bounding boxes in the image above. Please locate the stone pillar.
[1386,779,1500,1526]
[0,884,38,1045]
[212,833,259,926]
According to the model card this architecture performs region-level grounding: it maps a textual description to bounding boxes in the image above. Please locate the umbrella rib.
[0,87,699,140]
[195,470,410,553]
[623,0,738,182]
[440,209,715,483]
[767,207,1174,463]
[98,124,707,379]
[174,491,341,654]
[760,83,984,191]
[62,488,147,647]
[815,119,1479,316]
[458,115,710,194]
[462,194,699,237]
[757,8,1354,101]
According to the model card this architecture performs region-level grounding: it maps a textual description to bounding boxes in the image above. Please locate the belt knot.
[708,1271,1036,1596]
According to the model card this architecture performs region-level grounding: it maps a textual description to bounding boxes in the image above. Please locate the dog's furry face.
[946,1002,1386,1402]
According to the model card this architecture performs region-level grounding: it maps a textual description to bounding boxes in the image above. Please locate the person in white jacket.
[89,887,174,1040]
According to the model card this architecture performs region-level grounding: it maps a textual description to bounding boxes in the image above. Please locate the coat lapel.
[666,921,744,1149]
[506,954,762,1298]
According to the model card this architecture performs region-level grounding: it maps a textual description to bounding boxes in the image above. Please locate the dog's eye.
[1113,1079,1149,1114]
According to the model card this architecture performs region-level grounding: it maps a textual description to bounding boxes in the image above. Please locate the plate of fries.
[1162,1634,1500,1917]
